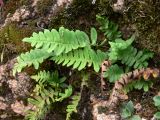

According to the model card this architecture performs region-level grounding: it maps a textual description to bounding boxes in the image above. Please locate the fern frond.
[23,27,91,55]
[108,37,153,68]
[96,15,122,41]
[51,47,107,72]
[25,88,55,120]
[90,27,97,46]
[66,93,81,120]
[32,70,67,95]
[104,64,124,83]
[13,49,52,75]
[26,85,72,120]
[120,47,154,69]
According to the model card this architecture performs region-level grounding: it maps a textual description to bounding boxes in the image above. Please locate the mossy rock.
[0,23,34,62]
[97,0,160,55]
[2,0,31,19]
[49,0,101,31]
[121,0,160,54]
[36,0,56,16]
[0,23,33,52]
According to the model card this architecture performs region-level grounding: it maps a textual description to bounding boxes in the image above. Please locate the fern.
[23,27,93,55]
[13,49,52,75]
[120,47,153,69]
[51,47,107,72]
[25,88,55,120]
[66,93,81,120]
[25,71,72,120]
[108,37,153,69]
[96,15,122,41]
[13,27,105,74]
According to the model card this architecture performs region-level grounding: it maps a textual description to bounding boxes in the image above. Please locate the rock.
[0,57,33,118]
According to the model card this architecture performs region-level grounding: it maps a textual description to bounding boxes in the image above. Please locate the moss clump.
[123,0,160,54]
[36,0,56,16]
[0,23,34,55]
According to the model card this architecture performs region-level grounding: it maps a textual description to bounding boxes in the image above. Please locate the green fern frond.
[31,70,67,95]
[66,93,81,120]
[96,15,122,41]
[25,88,55,120]
[51,47,107,72]
[108,37,153,68]
[104,64,124,83]
[23,27,91,55]
[13,49,52,75]
[120,47,154,69]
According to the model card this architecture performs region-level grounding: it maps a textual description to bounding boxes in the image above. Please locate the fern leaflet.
[56,85,73,102]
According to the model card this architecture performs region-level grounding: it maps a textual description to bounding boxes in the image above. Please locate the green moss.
[0,23,34,53]
[36,0,56,16]
[123,0,160,54]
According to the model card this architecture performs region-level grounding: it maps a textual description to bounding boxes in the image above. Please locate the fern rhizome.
[13,15,154,120]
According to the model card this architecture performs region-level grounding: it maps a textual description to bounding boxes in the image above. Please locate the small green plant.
[98,15,154,92]
[13,26,107,120]
[25,70,72,120]
[96,15,122,41]
[13,27,107,75]
[153,96,160,119]
[120,101,141,120]
[13,15,154,120]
